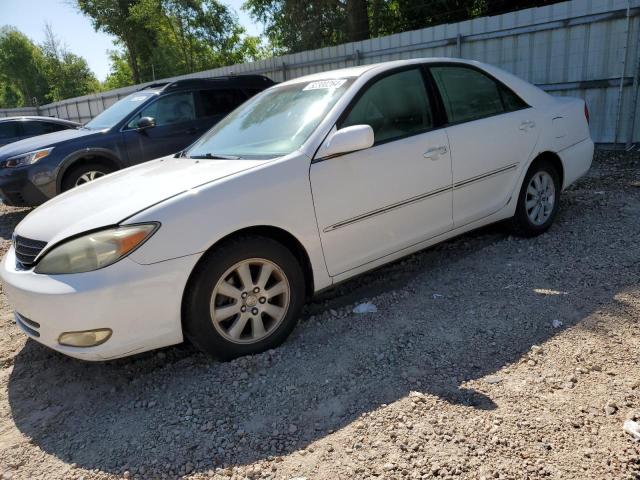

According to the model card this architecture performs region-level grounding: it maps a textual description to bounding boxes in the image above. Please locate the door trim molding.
[453,162,518,190]
[322,162,519,233]
[323,185,451,232]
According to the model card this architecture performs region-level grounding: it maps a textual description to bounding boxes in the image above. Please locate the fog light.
[58,329,112,347]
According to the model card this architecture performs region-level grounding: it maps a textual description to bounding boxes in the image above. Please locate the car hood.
[0,128,95,158]
[15,155,272,245]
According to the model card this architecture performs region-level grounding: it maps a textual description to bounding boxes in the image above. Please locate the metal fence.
[2,0,639,145]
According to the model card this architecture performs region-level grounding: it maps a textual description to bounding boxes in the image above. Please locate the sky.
[0,0,264,81]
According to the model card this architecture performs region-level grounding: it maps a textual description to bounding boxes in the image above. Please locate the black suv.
[0,75,274,206]
[0,116,81,147]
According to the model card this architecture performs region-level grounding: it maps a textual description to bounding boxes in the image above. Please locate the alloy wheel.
[210,258,290,344]
[75,170,106,186]
[525,171,556,226]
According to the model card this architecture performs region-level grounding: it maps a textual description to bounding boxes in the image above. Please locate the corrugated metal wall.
[2,0,639,144]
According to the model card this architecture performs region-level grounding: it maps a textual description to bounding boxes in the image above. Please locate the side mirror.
[319,125,374,158]
[136,116,156,130]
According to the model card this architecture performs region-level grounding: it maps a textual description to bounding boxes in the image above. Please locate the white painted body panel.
[311,129,452,276]
[447,108,541,226]
[2,247,198,360]
[0,58,594,360]
[16,155,272,246]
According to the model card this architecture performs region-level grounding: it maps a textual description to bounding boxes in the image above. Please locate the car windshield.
[186,78,354,159]
[85,92,155,130]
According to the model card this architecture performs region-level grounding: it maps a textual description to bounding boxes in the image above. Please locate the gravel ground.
[0,150,639,480]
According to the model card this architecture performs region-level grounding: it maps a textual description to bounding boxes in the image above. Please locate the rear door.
[428,64,540,227]
[122,91,200,163]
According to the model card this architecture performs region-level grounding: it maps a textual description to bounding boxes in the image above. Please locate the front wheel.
[509,160,561,237]
[183,236,305,360]
[61,162,115,191]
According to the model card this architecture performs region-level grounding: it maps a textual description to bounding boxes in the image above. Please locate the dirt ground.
[0,150,639,480]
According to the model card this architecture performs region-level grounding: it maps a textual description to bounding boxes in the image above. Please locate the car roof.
[278,57,486,86]
[0,116,81,126]
[139,75,275,94]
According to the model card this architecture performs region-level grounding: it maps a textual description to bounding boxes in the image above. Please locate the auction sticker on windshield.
[303,79,348,91]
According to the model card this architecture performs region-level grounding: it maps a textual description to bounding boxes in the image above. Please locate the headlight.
[34,223,158,274]
[4,147,54,168]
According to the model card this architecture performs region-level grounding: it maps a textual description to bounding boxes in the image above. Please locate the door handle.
[423,145,448,160]
[519,120,536,131]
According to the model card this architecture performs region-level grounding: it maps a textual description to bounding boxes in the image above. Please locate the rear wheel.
[509,159,561,237]
[183,236,305,360]
[61,162,115,191]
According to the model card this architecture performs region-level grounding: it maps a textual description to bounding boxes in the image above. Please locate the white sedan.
[1,58,593,360]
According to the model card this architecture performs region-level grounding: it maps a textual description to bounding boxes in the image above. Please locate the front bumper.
[0,165,52,206]
[1,247,200,360]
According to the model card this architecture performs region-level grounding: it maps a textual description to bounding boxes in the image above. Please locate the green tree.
[243,0,347,54]
[0,81,23,108]
[243,0,567,54]
[103,49,135,89]
[77,0,265,87]
[0,27,48,107]
[75,0,157,84]
[40,24,101,102]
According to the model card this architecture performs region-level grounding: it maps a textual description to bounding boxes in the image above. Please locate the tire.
[509,159,561,237]
[183,236,306,360]
[61,162,115,191]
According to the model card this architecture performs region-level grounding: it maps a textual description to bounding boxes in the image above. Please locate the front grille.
[13,235,47,269]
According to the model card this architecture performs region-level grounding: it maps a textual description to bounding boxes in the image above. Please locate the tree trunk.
[124,37,142,84]
[346,0,370,42]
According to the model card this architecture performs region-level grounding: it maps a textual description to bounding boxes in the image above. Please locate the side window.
[199,89,247,118]
[43,122,70,133]
[500,85,528,112]
[0,121,19,140]
[430,66,511,123]
[21,121,66,136]
[341,68,434,144]
[127,92,196,128]
[20,121,50,136]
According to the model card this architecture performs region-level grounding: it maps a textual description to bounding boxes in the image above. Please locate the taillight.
[584,103,590,124]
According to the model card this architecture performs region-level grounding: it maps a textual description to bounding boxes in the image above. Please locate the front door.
[122,91,202,164]
[310,68,453,276]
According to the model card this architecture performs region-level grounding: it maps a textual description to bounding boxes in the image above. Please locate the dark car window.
[199,89,247,118]
[430,66,508,124]
[127,92,196,128]
[500,85,528,112]
[20,121,68,136]
[0,121,19,141]
[341,68,433,144]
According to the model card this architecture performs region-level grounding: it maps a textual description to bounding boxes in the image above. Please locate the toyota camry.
[1,58,593,360]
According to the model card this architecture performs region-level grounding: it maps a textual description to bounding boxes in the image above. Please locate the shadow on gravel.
[6,154,640,476]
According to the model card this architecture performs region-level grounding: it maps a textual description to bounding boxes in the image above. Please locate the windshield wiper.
[188,153,241,160]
